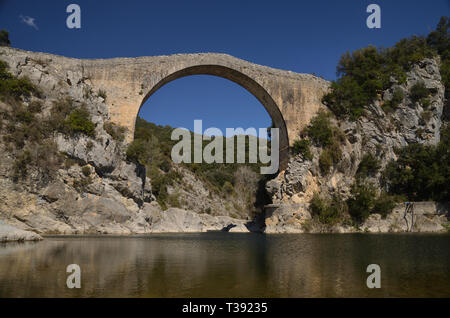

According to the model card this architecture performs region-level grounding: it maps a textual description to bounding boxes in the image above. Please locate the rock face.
[0,48,447,237]
[264,202,449,233]
[0,221,42,242]
[265,57,449,233]
[142,206,249,233]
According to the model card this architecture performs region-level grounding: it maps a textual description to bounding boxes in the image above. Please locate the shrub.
[0,29,10,47]
[310,193,328,216]
[372,192,397,218]
[126,139,147,164]
[81,166,91,177]
[28,100,42,113]
[409,82,429,104]
[382,125,450,202]
[305,111,344,166]
[322,29,438,120]
[47,97,75,132]
[356,153,380,178]
[104,121,126,142]
[391,89,405,106]
[421,110,432,122]
[12,150,32,180]
[167,192,181,208]
[66,108,95,136]
[306,110,333,146]
[310,193,346,225]
[86,140,94,151]
[97,89,107,100]
[222,181,234,195]
[12,141,62,182]
[386,36,435,71]
[73,176,92,192]
[319,149,333,174]
[421,98,431,108]
[292,139,313,160]
[328,138,343,164]
[14,106,34,124]
[0,60,41,100]
[347,181,376,222]
[383,89,404,112]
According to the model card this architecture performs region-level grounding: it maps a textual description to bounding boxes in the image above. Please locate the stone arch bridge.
[82,53,329,170]
[2,48,330,170]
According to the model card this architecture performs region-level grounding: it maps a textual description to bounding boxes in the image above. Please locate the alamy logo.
[366,264,381,288]
[66,4,81,29]
[366,4,381,29]
[66,264,81,288]
[171,120,279,174]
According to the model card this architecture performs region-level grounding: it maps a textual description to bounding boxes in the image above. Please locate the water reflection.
[0,233,449,297]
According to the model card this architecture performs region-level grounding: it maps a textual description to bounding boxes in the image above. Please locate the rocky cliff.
[0,47,255,237]
[265,57,449,233]
[0,46,448,239]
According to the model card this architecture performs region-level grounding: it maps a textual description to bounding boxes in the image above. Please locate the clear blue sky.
[0,0,448,133]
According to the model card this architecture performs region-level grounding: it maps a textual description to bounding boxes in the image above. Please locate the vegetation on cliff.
[0,59,99,184]
[322,16,449,120]
[127,117,270,213]
[306,17,450,225]
[383,124,450,201]
[0,29,10,47]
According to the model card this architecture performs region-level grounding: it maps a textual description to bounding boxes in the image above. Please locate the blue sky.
[0,0,448,133]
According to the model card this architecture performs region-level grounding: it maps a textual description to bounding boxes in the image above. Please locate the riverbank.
[265,201,450,233]
[1,201,449,242]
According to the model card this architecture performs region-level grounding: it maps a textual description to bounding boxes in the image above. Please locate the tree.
[0,29,10,47]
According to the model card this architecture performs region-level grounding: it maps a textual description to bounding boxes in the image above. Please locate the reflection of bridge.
[80,53,329,170]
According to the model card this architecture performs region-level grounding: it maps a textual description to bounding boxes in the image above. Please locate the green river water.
[0,233,449,297]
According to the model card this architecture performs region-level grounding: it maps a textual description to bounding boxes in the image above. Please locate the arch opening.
[136,64,289,169]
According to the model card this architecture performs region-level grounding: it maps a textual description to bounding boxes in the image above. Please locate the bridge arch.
[136,64,290,170]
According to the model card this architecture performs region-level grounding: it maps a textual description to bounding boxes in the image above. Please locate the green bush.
[104,121,126,142]
[409,82,429,104]
[327,138,343,164]
[306,110,333,146]
[347,182,376,222]
[347,180,400,222]
[81,166,91,177]
[47,97,75,133]
[310,193,346,225]
[383,125,450,201]
[12,141,62,182]
[222,181,234,195]
[319,149,333,174]
[126,139,147,164]
[372,192,397,218]
[322,24,440,120]
[66,108,95,136]
[305,110,344,168]
[292,139,313,160]
[0,71,40,101]
[0,29,10,47]
[383,89,404,112]
[356,153,380,178]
